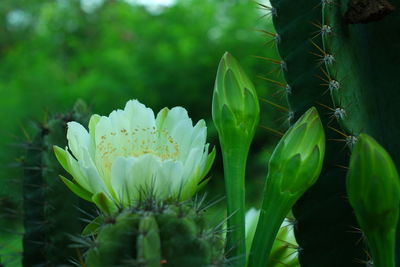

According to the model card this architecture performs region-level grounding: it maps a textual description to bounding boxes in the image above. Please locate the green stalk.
[249,188,292,267]
[368,231,396,267]
[222,143,248,266]
[249,108,325,267]
[212,52,260,266]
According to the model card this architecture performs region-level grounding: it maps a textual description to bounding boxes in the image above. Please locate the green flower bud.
[212,52,260,147]
[347,133,400,230]
[268,107,325,196]
[249,107,325,267]
[347,134,400,267]
[212,52,259,263]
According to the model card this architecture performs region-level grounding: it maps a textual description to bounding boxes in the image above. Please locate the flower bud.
[212,52,260,147]
[268,107,325,196]
[249,108,324,267]
[212,52,260,263]
[347,133,400,233]
[346,134,400,267]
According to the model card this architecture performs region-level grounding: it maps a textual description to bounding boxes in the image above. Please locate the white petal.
[157,107,194,159]
[111,154,161,206]
[155,107,169,129]
[94,100,158,182]
[198,143,211,175]
[64,148,91,192]
[181,147,203,183]
[155,159,184,198]
[88,114,101,141]
[158,106,191,129]
[124,99,156,129]
[185,120,207,158]
[67,122,94,161]
[93,116,114,182]
[79,146,112,197]
[245,208,260,235]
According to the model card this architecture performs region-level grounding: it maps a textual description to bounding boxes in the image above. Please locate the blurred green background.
[0,0,285,265]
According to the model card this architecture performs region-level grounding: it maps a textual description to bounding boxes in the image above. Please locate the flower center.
[97,127,180,172]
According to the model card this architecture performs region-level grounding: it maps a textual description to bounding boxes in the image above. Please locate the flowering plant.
[54,100,215,213]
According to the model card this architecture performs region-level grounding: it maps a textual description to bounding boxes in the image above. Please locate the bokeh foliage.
[0,0,281,265]
[0,0,279,194]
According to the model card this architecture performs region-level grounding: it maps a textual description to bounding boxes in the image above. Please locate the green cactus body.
[85,201,225,267]
[321,1,400,265]
[322,0,400,156]
[264,0,365,265]
[22,101,93,266]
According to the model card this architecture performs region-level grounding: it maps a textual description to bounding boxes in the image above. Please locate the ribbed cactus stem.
[85,201,225,266]
[22,101,93,266]
[137,215,161,267]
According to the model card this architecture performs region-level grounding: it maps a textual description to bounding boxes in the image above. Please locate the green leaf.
[53,146,70,173]
[92,192,118,215]
[60,175,93,202]
[82,215,105,237]
[201,146,216,178]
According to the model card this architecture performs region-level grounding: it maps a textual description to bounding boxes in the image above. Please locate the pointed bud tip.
[304,106,319,120]
[222,52,239,68]
[223,51,232,59]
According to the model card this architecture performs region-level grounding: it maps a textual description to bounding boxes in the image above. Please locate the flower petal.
[111,154,161,206]
[64,148,91,191]
[155,159,184,198]
[94,100,157,183]
[88,114,101,141]
[67,121,94,160]
[124,99,156,130]
[157,107,194,158]
[200,145,216,178]
[53,146,70,173]
[79,147,112,197]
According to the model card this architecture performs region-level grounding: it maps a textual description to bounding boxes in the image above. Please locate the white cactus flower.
[54,99,215,213]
